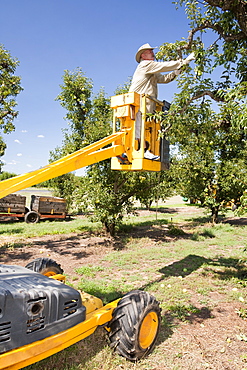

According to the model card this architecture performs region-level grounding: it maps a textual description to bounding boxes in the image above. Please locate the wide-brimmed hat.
[135,43,157,63]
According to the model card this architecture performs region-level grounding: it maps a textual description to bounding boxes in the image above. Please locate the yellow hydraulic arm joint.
[0,131,129,199]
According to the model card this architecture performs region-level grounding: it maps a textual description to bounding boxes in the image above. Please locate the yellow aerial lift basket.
[110,92,170,172]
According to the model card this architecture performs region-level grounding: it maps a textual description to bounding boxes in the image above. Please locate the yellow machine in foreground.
[0,258,161,369]
[0,93,168,369]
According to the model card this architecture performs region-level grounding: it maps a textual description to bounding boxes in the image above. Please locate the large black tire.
[25,257,64,276]
[108,290,161,361]
[24,211,40,223]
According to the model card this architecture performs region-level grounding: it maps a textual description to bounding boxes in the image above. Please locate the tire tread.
[25,257,64,275]
[108,290,161,361]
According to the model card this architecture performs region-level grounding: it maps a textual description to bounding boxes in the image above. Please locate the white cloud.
[21,130,27,133]
[8,160,18,165]
[37,135,44,138]
[14,139,22,144]
[17,153,22,157]
[26,164,33,168]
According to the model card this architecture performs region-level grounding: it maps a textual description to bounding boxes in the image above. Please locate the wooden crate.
[0,194,26,213]
[31,195,66,215]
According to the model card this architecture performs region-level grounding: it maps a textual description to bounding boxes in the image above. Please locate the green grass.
[166,303,201,321]
[77,278,124,303]
[74,265,104,277]
[0,217,102,247]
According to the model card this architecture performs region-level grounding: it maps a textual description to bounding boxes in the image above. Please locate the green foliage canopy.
[152,0,247,221]
[0,45,22,169]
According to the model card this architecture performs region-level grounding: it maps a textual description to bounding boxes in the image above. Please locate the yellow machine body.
[0,279,118,370]
[0,296,118,370]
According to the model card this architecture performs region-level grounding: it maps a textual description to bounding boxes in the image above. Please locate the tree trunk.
[104,221,116,237]
[211,205,219,224]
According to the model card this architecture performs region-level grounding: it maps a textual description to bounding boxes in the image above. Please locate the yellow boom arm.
[0,131,127,199]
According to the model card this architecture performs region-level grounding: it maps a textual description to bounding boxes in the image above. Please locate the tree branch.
[162,90,225,133]
[206,0,247,37]
[0,110,11,118]
[204,20,246,41]
[179,0,247,52]
[191,90,225,103]
[179,90,225,116]
[182,20,245,53]
[0,110,17,119]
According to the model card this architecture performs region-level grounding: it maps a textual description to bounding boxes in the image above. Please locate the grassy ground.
[1,196,247,369]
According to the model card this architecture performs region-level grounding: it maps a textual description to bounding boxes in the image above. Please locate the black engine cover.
[0,264,86,353]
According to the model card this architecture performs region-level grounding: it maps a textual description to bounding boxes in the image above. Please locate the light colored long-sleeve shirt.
[129,59,183,112]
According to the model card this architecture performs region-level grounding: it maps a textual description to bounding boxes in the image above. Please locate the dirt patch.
[0,232,115,277]
[0,206,199,274]
[163,302,247,370]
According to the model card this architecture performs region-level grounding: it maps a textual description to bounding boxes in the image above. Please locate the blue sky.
[1,0,191,176]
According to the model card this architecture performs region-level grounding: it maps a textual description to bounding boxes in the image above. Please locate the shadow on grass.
[140,255,247,295]
[118,218,193,244]
[154,304,212,348]
[144,207,181,214]
[156,303,213,347]
[0,234,106,262]
[117,222,214,249]
[184,212,245,227]
[165,304,212,323]
[204,256,247,280]
[224,217,247,226]
[0,242,26,251]
[159,254,208,278]
[35,217,75,223]
[184,215,211,225]
[158,254,247,280]
[0,227,24,235]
